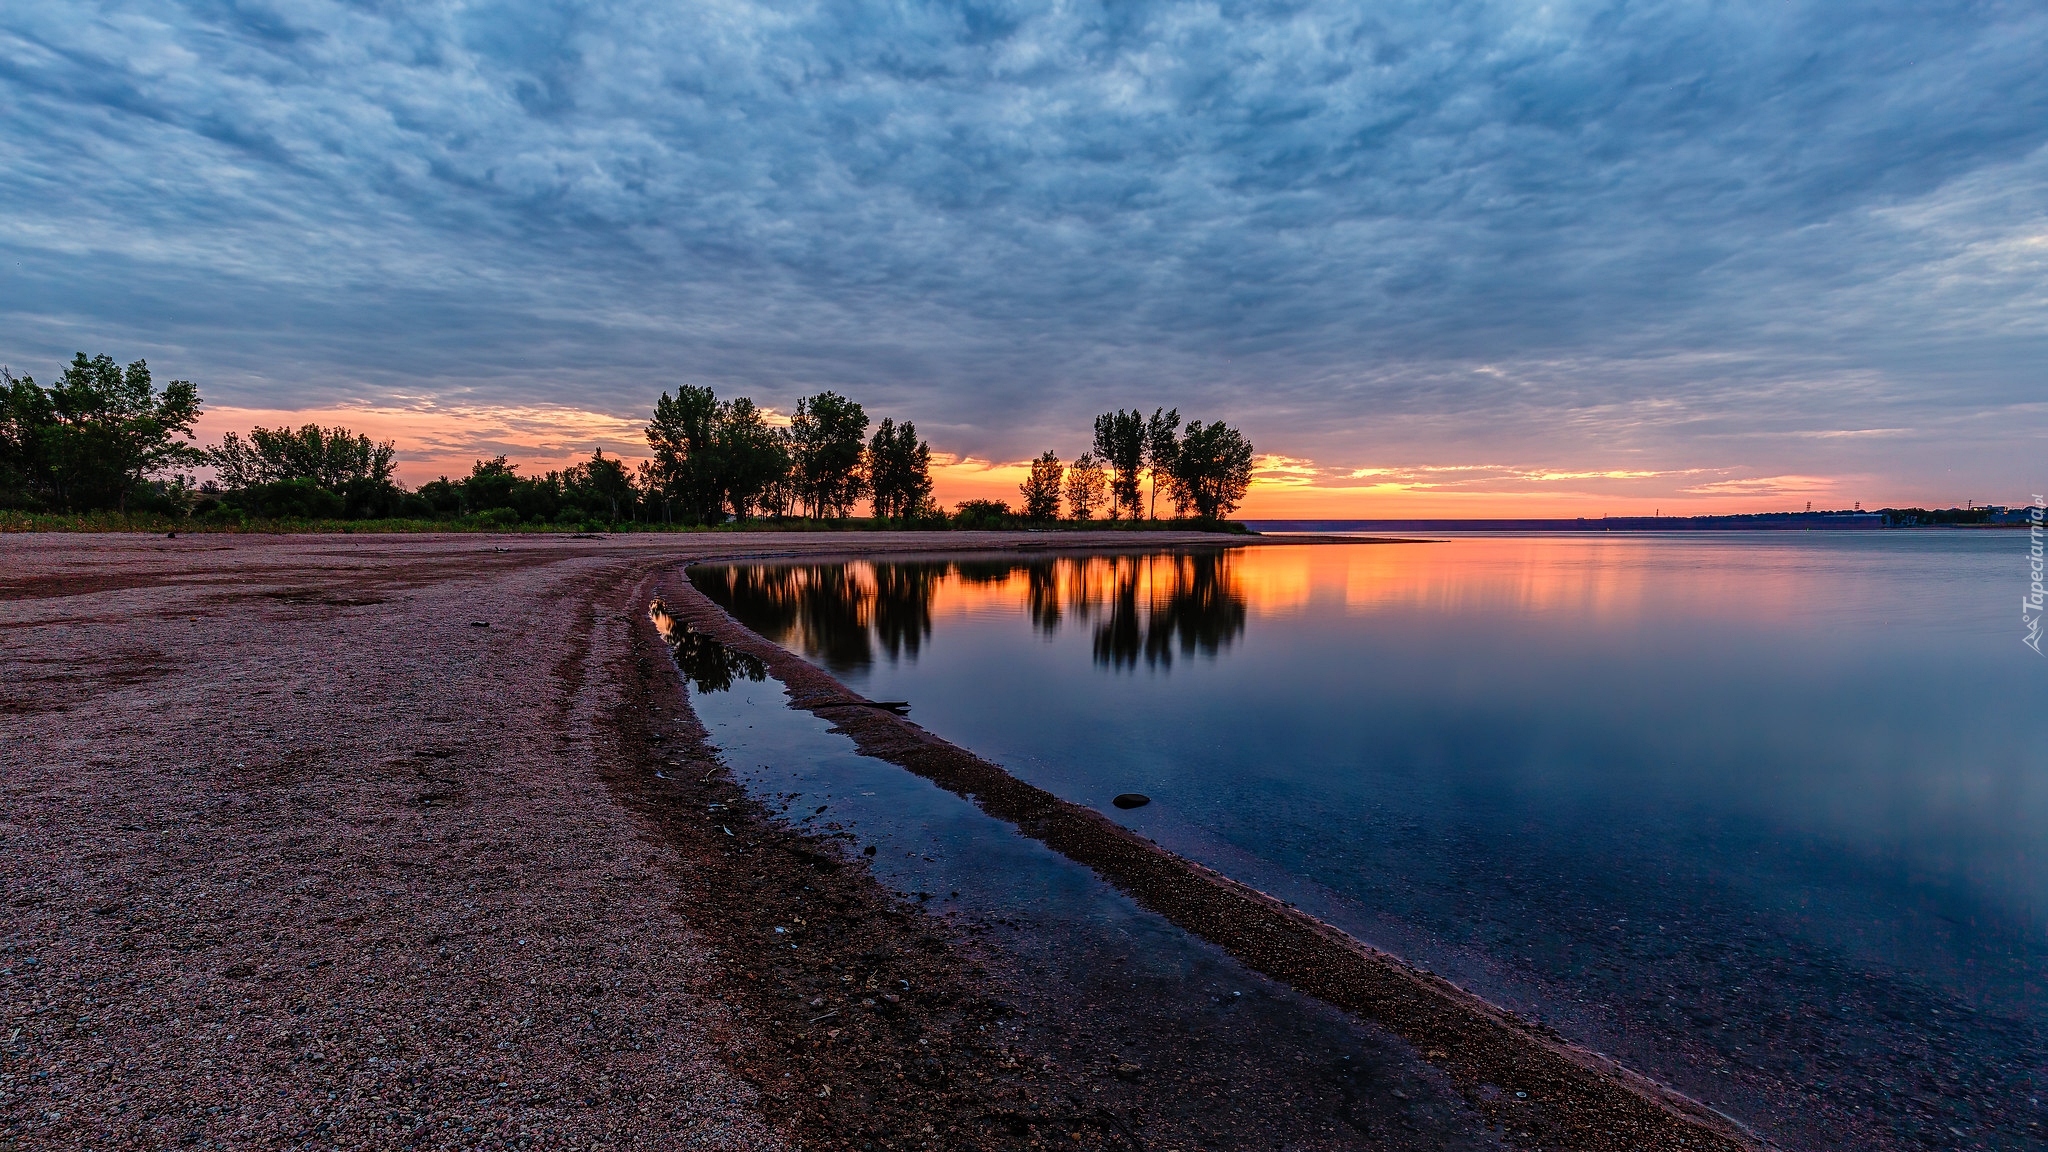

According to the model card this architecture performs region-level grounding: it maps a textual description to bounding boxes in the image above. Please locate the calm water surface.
[691,534,2048,1150]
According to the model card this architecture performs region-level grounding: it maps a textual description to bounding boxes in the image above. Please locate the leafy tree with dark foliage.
[714,398,790,521]
[1168,420,1255,520]
[646,386,723,524]
[1018,450,1064,521]
[1144,407,1180,518]
[561,449,640,522]
[1091,409,1147,520]
[867,417,935,520]
[209,423,405,520]
[1064,453,1107,520]
[209,424,396,490]
[790,391,870,518]
[0,354,202,512]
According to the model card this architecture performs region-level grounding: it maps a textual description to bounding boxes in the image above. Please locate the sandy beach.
[3,532,1753,1151]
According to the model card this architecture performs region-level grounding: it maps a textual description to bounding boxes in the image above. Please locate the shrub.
[229,478,344,519]
[951,499,1016,530]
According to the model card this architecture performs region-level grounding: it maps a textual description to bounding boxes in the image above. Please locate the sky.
[3,0,2044,515]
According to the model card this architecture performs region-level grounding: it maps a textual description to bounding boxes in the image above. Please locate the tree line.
[1011,407,1255,524]
[1,352,1253,527]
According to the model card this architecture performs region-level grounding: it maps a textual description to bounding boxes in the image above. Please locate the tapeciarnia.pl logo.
[2027,495,2046,656]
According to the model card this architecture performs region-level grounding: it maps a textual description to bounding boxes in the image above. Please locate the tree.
[756,431,799,519]
[1144,407,1180,519]
[1091,409,1146,520]
[646,386,722,524]
[715,398,790,521]
[209,424,396,491]
[867,417,934,521]
[1170,420,1255,520]
[0,354,202,512]
[562,449,639,521]
[1064,453,1107,521]
[1018,450,1064,521]
[789,391,869,518]
[0,369,50,509]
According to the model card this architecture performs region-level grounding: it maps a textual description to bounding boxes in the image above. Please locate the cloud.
[1,0,2044,507]
[1681,475,1840,498]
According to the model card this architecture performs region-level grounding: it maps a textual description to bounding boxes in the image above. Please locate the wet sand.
[3,531,1751,1150]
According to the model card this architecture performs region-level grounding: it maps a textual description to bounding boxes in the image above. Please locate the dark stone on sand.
[1112,794,1150,810]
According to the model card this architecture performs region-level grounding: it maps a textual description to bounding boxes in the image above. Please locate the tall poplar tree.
[1090,409,1147,520]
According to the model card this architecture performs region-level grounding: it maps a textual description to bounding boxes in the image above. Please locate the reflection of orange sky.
[1275,537,1812,623]
[821,538,1816,624]
[192,405,1864,515]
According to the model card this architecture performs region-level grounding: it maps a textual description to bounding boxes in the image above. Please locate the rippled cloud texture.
[3,0,2044,509]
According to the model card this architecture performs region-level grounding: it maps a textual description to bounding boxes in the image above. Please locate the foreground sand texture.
[4,532,1756,1151]
[2,534,802,1150]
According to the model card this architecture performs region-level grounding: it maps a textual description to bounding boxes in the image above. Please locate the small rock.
[1112,794,1150,810]
[470,621,489,628]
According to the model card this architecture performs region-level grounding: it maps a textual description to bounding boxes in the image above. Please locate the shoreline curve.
[658,558,1764,1152]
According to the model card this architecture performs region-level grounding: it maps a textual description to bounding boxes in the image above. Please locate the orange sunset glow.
[191,403,1872,519]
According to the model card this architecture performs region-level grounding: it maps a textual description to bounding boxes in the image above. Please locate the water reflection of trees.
[691,562,941,674]
[648,598,768,693]
[690,550,1245,673]
[1068,553,1247,670]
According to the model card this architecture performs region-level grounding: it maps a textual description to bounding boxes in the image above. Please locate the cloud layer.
[3,0,2044,506]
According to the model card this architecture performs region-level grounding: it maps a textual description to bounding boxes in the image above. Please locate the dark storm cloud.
[1,0,2043,484]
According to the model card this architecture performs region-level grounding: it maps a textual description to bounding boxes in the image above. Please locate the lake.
[690,533,2048,1150]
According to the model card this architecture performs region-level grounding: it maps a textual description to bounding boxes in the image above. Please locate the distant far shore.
[1247,511,2034,533]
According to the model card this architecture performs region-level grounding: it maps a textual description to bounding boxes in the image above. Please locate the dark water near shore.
[692,534,2048,1151]
[686,676,1507,1149]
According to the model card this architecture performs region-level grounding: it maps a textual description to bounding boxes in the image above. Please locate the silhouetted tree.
[561,449,639,521]
[1091,409,1147,520]
[757,435,799,518]
[210,424,396,491]
[1064,453,1107,520]
[1169,420,1255,519]
[646,386,722,523]
[715,398,789,521]
[1144,408,1180,519]
[867,417,934,520]
[0,355,202,512]
[790,391,869,518]
[1018,450,1064,521]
